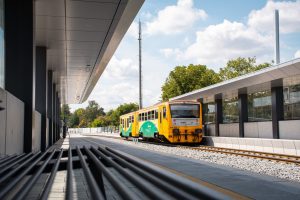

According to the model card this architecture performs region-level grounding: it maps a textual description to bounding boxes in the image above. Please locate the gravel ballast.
[85,133,300,183]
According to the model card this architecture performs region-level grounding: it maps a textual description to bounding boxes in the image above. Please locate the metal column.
[36,47,47,151]
[271,79,283,139]
[4,0,36,153]
[52,84,56,144]
[47,71,53,147]
[238,89,248,138]
[214,94,222,137]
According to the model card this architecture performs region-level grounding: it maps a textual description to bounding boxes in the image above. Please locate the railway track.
[85,134,300,165]
[183,146,300,165]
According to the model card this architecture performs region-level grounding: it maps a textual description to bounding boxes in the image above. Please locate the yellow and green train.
[120,101,203,143]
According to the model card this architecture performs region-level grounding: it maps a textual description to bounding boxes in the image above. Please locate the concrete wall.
[244,121,273,139]
[5,91,24,155]
[33,111,41,152]
[205,124,216,136]
[219,123,239,137]
[0,88,6,155]
[203,136,300,156]
[279,120,300,140]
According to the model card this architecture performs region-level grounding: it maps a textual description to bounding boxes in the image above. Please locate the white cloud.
[102,56,138,81]
[248,0,300,34]
[295,50,300,58]
[126,21,139,38]
[145,0,207,35]
[162,20,273,69]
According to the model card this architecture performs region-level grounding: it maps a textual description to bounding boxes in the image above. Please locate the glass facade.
[223,96,239,123]
[0,0,4,88]
[203,102,215,124]
[284,83,300,120]
[248,90,272,121]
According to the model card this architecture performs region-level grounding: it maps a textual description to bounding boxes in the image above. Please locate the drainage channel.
[0,146,230,200]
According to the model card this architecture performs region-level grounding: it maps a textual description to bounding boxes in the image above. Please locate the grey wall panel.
[219,123,239,137]
[258,122,273,138]
[0,88,6,155]
[6,92,24,155]
[245,122,272,138]
[205,124,216,136]
[244,122,259,138]
[279,120,300,140]
[33,111,41,152]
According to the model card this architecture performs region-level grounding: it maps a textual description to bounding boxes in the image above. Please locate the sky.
[69,0,300,112]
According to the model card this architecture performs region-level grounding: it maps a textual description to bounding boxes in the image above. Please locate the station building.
[0,0,144,155]
[171,59,300,147]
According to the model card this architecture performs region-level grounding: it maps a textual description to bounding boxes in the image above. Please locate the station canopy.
[170,58,300,101]
[35,0,144,104]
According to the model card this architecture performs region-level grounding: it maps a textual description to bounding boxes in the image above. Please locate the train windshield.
[170,104,199,118]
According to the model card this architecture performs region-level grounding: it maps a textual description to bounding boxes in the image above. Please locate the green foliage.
[60,104,71,124]
[67,102,138,128]
[161,64,221,101]
[219,57,271,81]
[91,116,110,127]
[107,103,139,126]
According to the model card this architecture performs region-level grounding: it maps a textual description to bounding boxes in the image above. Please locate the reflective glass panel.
[284,84,300,120]
[203,102,215,124]
[248,90,272,121]
[223,97,239,123]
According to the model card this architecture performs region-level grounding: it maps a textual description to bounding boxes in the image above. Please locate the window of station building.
[223,96,239,123]
[284,82,300,120]
[248,90,272,121]
[203,102,215,124]
[0,0,4,88]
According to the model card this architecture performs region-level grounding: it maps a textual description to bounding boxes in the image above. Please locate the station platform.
[203,136,300,156]
[66,134,300,200]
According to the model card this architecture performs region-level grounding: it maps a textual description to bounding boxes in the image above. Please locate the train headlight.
[173,128,180,135]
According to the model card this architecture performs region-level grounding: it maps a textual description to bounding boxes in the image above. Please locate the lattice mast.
[138,19,143,109]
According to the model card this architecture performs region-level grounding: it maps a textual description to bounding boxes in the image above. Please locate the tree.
[108,103,139,126]
[161,64,220,101]
[68,108,85,128]
[219,57,271,81]
[84,100,105,126]
[61,104,71,124]
[91,116,110,127]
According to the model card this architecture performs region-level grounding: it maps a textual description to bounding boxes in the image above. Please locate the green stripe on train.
[120,123,132,137]
[139,121,158,137]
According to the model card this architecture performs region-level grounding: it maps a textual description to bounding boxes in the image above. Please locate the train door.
[161,105,169,137]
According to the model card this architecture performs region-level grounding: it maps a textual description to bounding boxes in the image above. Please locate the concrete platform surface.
[64,135,300,200]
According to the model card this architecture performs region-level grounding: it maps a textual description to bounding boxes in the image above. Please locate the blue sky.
[70,0,300,112]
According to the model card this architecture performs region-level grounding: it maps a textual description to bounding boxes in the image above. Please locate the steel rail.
[76,146,105,200]
[96,146,198,200]
[91,146,169,200]
[40,149,64,200]
[83,146,139,200]
[106,147,229,200]
[66,147,73,200]
[0,149,50,199]
[14,150,56,200]
[185,146,300,164]
[0,153,33,175]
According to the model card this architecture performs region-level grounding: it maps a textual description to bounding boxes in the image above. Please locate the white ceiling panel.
[67,31,106,42]
[67,1,118,19]
[67,18,111,32]
[35,0,144,104]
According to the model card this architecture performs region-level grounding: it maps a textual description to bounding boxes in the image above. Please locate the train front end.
[167,102,203,143]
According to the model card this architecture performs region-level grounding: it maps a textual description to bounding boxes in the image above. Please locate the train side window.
[155,110,158,119]
[163,107,166,118]
[142,113,144,121]
[138,114,141,121]
[127,118,129,127]
[132,115,134,123]
[148,111,151,120]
